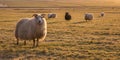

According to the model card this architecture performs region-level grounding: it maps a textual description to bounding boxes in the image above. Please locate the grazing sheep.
[84,13,93,21]
[15,14,47,47]
[48,13,57,18]
[100,12,104,17]
[65,12,71,20]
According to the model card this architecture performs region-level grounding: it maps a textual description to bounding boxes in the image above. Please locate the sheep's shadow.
[12,43,32,49]
[11,41,42,48]
[12,39,58,48]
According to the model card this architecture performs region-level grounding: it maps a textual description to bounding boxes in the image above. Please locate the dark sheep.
[65,12,71,20]
[84,13,93,21]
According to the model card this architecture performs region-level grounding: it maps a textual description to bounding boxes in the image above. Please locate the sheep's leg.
[24,40,26,45]
[36,38,39,47]
[33,39,35,47]
[16,38,19,45]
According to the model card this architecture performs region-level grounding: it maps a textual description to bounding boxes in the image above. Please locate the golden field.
[0,0,120,60]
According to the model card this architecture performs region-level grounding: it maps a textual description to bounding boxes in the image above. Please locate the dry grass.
[0,7,120,60]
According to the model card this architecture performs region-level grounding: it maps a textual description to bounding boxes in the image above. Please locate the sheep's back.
[65,14,71,20]
[16,18,36,40]
[15,19,28,39]
[85,14,93,20]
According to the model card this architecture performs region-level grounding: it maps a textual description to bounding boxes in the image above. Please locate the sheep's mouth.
[38,21,42,25]
[38,23,41,25]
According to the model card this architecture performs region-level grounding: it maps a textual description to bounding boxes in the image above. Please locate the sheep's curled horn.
[33,14,38,18]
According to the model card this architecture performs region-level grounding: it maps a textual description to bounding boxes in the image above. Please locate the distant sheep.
[84,13,93,21]
[65,12,71,20]
[15,14,47,47]
[48,13,57,18]
[100,12,104,17]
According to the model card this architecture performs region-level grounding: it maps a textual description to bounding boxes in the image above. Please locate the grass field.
[0,0,120,60]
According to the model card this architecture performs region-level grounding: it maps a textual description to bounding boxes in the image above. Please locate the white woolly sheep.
[84,13,93,21]
[48,13,57,18]
[15,14,47,47]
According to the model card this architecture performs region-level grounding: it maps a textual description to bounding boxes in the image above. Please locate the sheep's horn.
[33,14,38,18]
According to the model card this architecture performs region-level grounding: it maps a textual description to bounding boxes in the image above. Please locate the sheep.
[15,14,47,47]
[48,13,57,18]
[65,12,71,20]
[100,12,104,17]
[84,13,93,21]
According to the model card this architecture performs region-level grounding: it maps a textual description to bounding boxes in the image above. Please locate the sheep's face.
[33,14,44,25]
[65,12,69,15]
[36,16,44,25]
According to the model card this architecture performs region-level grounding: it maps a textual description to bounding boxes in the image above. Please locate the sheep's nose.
[38,21,42,25]
[39,21,41,23]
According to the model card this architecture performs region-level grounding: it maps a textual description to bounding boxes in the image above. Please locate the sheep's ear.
[33,14,38,19]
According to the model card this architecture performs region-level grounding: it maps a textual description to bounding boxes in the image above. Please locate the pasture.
[0,7,120,60]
